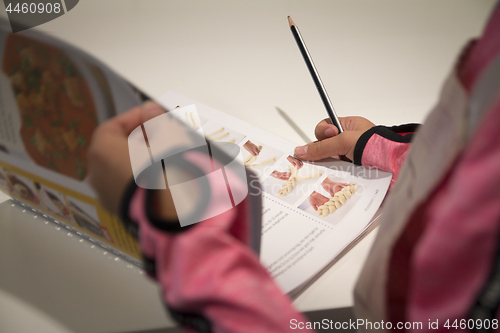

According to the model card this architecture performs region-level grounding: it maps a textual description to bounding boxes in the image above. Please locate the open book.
[0,20,391,297]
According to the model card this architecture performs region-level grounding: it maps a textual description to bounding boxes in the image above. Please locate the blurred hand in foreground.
[87,102,167,215]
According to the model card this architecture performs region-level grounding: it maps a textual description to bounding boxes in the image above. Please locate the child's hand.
[294,117,375,161]
[87,102,166,215]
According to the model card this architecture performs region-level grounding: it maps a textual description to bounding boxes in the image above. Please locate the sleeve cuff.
[118,177,190,238]
[119,154,212,237]
[144,189,194,234]
[353,124,420,166]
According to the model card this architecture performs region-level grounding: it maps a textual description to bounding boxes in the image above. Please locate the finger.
[294,135,349,161]
[315,116,373,141]
[315,118,338,141]
[141,101,166,123]
[95,107,141,139]
[102,101,166,136]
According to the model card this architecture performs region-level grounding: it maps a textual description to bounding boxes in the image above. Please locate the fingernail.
[325,127,336,137]
[142,101,163,119]
[295,145,308,156]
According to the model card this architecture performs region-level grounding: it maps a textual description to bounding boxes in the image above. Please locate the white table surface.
[0,1,497,332]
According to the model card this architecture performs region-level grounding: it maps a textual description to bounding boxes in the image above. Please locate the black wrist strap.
[353,124,420,165]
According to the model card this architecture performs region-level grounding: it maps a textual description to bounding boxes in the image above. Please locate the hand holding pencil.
[288,17,374,162]
[294,116,375,161]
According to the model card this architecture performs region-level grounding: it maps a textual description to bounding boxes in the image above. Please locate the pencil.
[288,16,343,133]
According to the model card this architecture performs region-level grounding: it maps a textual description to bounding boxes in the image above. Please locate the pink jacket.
[121,148,313,333]
[354,4,500,331]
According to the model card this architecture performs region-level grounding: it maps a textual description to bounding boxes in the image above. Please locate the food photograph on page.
[0,167,12,192]
[35,182,72,222]
[65,195,105,239]
[262,155,323,206]
[240,138,283,178]
[2,169,40,205]
[0,33,99,180]
[298,174,361,225]
[168,104,208,133]
[202,121,246,147]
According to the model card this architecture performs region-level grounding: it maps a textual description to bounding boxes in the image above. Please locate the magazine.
[0,20,391,295]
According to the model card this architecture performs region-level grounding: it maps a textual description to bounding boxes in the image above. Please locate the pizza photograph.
[2,33,98,180]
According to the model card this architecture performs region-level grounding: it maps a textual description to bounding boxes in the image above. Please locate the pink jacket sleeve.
[353,124,419,185]
[119,150,312,333]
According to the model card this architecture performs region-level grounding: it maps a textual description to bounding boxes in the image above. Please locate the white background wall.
[2,0,495,145]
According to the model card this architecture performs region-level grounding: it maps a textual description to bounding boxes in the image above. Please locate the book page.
[158,91,391,293]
